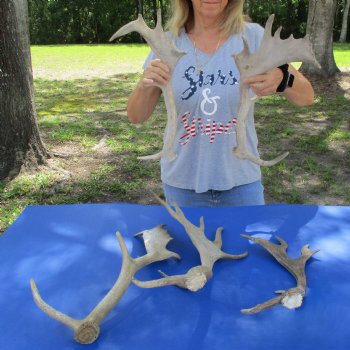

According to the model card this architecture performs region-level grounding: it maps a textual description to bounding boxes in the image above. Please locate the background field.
[0,43,349,233]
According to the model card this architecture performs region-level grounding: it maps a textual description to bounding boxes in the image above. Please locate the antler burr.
[233,14,321,166]
[30,225,180,344]
[133,195,248,291]
[240,234,319,314]
[110,9,186,161]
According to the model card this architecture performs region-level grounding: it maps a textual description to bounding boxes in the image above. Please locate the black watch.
[276,64,294,92]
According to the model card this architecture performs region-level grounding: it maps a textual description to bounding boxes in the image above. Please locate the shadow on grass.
[1,72,350,233]
[256,72,350,205]
[34,73,167,153]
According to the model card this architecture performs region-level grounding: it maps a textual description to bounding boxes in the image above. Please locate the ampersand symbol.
[200,88,220,116]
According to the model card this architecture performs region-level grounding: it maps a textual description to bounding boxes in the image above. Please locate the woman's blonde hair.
[166,0,245,37]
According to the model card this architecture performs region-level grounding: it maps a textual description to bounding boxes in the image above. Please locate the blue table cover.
[1,203,350,350]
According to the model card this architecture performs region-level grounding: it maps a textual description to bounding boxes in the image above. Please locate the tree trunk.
[339,0,350,42]
[300,0,340,76]
[0,0,48,180]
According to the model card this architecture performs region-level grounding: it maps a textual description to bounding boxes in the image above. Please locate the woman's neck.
[187,15,225,53]
[189,13,222,37]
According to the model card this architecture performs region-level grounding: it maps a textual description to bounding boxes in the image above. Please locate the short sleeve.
[254,24,265,51]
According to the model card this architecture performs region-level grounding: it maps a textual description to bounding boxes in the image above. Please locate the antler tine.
[220,251,249,260]
[233,143,289,166]
[213,227,225,249]
[155,8,162,29]
[109,15,149,42]
[152,191,189,226]
[264,13,275,36]
[241,295,283,315]
[30,279,81,332]
[275,235,288,251]
[116,231,131,260]
[31,227,179,344]
[300,244,320,262]
[199,216,205,231]
[133,266,209,292]
[241,234,285,255]
[138,151,163,161]
[274,26,283,39]
[241,234,319,314]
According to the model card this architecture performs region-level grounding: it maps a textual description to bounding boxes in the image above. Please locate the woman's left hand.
[243,68,283,97]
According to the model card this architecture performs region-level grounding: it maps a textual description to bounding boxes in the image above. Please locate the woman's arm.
[243,64,315,106]
[127,59,171,124]
[281,65,314,106]
[127,83,161,124]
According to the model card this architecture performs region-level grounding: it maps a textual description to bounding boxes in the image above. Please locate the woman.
[127,0,314,207]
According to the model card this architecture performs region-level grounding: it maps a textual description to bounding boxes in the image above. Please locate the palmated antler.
[233,14,321,166]
[133,196,248,291]
[240,234,319,314]
[30,225,180,344]
[110,9,186,161]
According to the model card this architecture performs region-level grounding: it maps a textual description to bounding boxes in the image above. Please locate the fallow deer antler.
[233,14,321,166]
[133,195,248,291]
[240,234,319,314]
[109,9,186,161]
[30,225,180,344]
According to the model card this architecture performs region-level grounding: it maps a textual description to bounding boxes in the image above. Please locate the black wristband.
[276,64,294,92]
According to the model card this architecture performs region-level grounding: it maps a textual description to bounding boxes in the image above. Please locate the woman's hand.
[243,68,283,97]
[242,65,314,106]
[140,58,171,89]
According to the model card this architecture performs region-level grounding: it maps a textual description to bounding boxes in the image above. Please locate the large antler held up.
[133,195,248,291]
[31,225,180,344]
[110,9,186,161]
[240,234,319,314]
[233,14,321,166]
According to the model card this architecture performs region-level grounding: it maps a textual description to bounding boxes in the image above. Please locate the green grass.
[31,42,350,78]
[31,44,150,78]
[0,42,350,233]
[333,42,350,67]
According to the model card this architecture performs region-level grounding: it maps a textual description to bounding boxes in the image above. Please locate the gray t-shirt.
[143,22,264,193]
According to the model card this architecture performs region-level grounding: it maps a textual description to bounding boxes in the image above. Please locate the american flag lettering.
[179,112,237,145]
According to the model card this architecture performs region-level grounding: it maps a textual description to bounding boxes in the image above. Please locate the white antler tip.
[30,278,38,294]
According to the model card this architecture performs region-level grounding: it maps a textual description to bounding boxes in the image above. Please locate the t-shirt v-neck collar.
[182,30,233,57]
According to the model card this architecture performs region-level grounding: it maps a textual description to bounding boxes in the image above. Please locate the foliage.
[28,0,349,45]
[244,0,309,38]
[28,0,171,44]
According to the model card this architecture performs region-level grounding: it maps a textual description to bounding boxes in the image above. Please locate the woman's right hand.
[140,59,171,89]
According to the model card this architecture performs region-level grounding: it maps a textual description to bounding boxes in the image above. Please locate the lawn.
[0,42,349,233]
[30,44,150,79]
[333,42,350,67]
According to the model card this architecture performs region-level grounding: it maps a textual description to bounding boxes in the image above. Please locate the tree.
[243,0,309,38]
[301,0,340,76]
[0,0,48,180]
[339,0,350,42]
